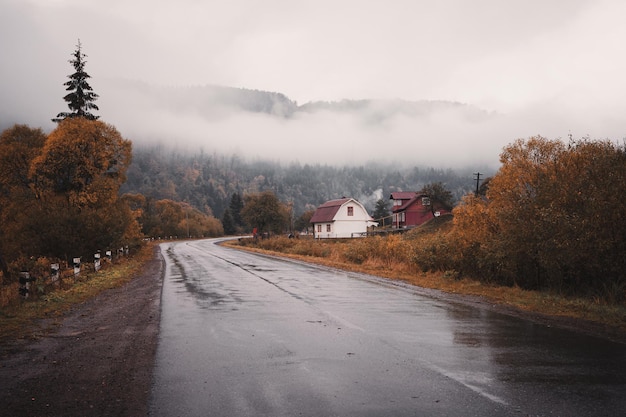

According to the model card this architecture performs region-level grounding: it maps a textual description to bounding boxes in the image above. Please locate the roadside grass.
[0,243,155,343]
[225,236,626,335]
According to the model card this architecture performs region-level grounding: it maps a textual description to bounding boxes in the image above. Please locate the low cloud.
[98,80,511,169]
[2,0,625,171]
[98,79,626,171]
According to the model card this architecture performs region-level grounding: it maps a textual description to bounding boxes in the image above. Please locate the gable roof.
[390,191,417,200]
[393,193,429,213]
[310,198,351,223]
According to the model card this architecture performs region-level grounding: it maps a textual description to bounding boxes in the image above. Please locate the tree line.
[121,144,479,221]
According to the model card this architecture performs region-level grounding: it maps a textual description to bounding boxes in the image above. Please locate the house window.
[326,224,332,232]
[422,197,431,206]
[317,224,322,233]
[347,206,354,216]
[400,212,406,222]
[394,200,402,206]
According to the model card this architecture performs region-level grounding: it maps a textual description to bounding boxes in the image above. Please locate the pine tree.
[53,40,99,123]
[372,199,390,226]
[222,208,236,235]
[229,193,244,228]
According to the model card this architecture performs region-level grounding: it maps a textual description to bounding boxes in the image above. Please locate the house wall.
[334,219,368,238]
[335,201,371,237]
[392,195,453,228]
[313,222,334,238]
[406,203,433,226]
[314,200,372,238]
[313,220,368,238]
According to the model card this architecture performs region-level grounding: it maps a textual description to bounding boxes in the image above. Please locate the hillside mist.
[1,80,499,218]
[100,80,503,168]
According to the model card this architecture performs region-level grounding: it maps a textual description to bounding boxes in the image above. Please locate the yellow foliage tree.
[0,125,48,277]
[31,118,132,208]
[24,119,140,260]
[128,198,223,239]
[451,136,626,300]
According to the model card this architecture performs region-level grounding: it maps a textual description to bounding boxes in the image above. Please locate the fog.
[95,78,624,169]
[2,0,626,169]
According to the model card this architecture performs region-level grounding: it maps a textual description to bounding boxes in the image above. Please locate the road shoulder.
[0,245,164,416]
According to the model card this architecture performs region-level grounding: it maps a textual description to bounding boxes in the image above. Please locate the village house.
[390,192,451,229]
[310,198,377,238]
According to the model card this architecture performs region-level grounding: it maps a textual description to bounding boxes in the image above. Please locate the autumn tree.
[0,125,46,192]
[0,125,47,277]
[31,118,132,207]
[241,191,288,234]
[539,139,626,296]
[178,202,223,238]
[420,182,454,210]
[484,136,568,289]
[27,118,138,259]
[294,209,315,233]
[53,40,99,122]
[131,198,223,238]
[447,194,495,278]
[449,136,626,300]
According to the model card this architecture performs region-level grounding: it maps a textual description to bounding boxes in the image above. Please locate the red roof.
[310,198,351,223]
[390,192,417,200]
[392,193,428,213]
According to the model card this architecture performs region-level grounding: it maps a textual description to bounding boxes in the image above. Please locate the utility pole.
[473,172,481,195]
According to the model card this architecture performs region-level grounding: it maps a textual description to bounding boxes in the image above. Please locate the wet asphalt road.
[149,239,626,417]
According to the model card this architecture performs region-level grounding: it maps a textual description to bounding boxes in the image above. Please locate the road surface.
[150,239,626,416]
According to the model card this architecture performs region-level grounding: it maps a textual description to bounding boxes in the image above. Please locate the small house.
[310,198,377,238]
[390,192,451,229]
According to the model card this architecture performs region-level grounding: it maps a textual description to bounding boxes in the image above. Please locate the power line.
[473,172,481,195]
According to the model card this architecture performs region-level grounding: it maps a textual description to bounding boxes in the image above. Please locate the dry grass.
[225,236,626,335]
[0,243,155,342]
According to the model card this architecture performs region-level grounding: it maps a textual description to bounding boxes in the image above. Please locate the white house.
[310,198,377,238]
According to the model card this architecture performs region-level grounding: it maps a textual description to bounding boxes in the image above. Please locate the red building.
[390,192,451,229]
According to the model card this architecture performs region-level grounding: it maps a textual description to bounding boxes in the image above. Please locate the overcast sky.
[2,0,625,168]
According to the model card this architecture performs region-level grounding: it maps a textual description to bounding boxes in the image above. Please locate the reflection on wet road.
[150,239,626,416]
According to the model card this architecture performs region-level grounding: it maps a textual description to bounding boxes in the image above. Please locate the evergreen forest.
[121,143,482,222]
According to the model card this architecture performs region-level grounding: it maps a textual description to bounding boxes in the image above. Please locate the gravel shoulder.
[0,245,163,417]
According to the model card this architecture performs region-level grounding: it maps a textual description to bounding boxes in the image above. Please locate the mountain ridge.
[105,79,495,123]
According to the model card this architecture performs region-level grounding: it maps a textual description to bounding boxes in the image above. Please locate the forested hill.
[120,145,486,219]
[105,80,492,122]
[109,82,299,118]
[112,82,494,218]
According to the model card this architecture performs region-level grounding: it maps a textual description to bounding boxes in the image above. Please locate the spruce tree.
[222,209,236,235]
[229,192,244,228]
[53,40,99,122]
[373,199,390,226]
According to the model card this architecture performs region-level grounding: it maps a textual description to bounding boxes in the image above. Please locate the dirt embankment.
[0,246,163,417]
